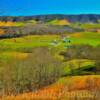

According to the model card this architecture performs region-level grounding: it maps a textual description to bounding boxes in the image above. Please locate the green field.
[0,32,100,60]
[70,22,100,29]
[0,32,99,52]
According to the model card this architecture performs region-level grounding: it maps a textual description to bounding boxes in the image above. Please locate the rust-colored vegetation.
[4,76,100,100]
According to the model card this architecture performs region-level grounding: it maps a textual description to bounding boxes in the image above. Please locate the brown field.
[3,75,100,100]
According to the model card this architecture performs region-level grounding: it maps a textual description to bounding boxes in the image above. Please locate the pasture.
[0,32,99,53]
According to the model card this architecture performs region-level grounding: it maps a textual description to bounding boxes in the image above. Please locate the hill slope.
[5,75,100,100]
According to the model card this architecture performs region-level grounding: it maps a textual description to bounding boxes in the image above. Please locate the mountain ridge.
[0,14,100,23]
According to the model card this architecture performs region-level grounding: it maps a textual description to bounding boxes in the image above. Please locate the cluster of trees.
[0,23,84,39]
[0,47,63,96]
[60,45,100,75]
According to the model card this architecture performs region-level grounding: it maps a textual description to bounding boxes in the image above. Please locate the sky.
[0,0,100,16]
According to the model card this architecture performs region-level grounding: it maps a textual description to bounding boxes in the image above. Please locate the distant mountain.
[0,14,100,23]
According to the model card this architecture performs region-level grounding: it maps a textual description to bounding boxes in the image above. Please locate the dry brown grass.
[2,75,100,100]
[70,32,82,38]
[0,21,16,27]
